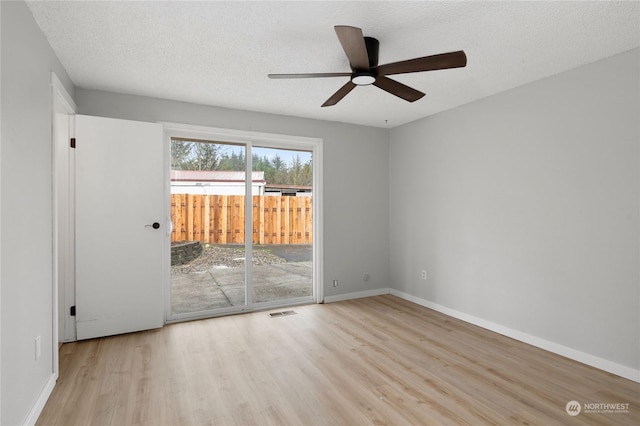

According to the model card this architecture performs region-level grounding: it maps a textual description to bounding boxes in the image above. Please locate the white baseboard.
[324,287,390,303]
[24,373,57,426]
[390,289,640,383]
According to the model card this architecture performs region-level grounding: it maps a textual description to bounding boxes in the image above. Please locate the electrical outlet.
[363,273,370,282]
[35,336,41,360]
[421,270,427,280]
[333,279,339,287]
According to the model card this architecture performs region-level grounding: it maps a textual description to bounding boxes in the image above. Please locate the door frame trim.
[162,122,324,322]
[51,72,77,351]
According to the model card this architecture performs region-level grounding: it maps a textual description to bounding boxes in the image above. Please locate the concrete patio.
[170,245,312,314]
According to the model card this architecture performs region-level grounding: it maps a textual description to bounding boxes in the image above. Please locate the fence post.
[259,195,265,245]
[203,195,210,243]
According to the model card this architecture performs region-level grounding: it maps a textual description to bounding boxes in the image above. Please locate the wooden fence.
[171,194,312,244]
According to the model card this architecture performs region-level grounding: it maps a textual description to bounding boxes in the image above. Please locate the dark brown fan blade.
[321,81,356,107]
[268,72,351,79]
[334,26,370,71]
[376,51,467,76]
[373,76,425,102]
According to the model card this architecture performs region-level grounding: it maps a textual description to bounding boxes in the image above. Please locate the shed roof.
[265,183,312,191]
[171,170,265,183]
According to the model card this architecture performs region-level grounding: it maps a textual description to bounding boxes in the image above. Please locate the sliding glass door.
[167,136,316,321]
[251,146,313,306]
[169,139,248,317]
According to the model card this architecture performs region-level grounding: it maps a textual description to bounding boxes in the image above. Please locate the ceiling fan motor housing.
[364,37,379,68]
[351,37,379,85]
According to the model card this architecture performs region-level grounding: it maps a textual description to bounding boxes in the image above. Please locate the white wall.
[389,48,640,377]
[0,1,75,424]
[76,89,391,301]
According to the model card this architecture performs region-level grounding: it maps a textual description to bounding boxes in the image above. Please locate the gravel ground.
[171,245,285,275]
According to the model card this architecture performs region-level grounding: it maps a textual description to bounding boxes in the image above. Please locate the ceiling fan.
[268,25,467,107]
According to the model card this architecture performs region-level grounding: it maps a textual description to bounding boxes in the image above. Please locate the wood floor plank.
[37,295,640,425]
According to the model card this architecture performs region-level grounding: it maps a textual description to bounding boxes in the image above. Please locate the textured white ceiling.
[27,1,640,128]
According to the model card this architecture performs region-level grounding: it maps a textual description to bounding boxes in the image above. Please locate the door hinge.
[70,306,76,316]
[70,138,76,148]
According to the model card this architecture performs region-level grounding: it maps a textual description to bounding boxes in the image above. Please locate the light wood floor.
[37,295,639,425]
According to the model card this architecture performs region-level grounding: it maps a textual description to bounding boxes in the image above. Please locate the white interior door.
[75,115,164,340]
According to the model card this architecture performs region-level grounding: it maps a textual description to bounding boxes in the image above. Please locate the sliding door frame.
[162,122,323,323]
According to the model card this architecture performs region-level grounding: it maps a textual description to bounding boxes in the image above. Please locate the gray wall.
[1,1,75,424]
[76,89,391,300]
[389,48,640,370]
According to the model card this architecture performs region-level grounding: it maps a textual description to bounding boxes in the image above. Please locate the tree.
[272,154,285,172]
[252,154,277,183]
[288,155,304,185]
[172,143,314,186]
[301,159,312,186]
[188,142,220,170]
[271,154,288,185]
[218,151,245,171]
[171,140,192,170]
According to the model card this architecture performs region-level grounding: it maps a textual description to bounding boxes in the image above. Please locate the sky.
[253,146,312,166]
[218,145,312,166]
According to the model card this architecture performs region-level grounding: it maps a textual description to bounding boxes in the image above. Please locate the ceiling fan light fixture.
[351,71,376,86]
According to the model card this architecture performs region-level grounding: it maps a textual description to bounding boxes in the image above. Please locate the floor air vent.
[269,310,297,317]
